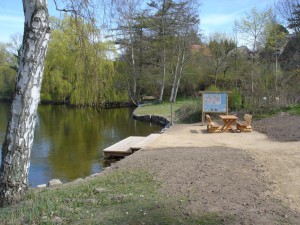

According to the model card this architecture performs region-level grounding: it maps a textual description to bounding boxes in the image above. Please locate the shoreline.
[33,106,171,188]
[132,107,171,127]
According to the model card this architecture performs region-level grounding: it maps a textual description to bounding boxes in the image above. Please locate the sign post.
[200,91,230,125]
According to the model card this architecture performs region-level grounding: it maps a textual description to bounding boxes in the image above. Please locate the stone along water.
[0,102,162,187]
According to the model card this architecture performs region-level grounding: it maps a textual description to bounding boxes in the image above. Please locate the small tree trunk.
[158,47,166,102]
[0,0,50,207]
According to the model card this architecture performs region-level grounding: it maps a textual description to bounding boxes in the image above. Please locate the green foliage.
[251,104,300,119]
[42,16,127,106]
[265,23,288,51]
[175,100,202,123]
[134,98,202,123]
[205,85,219,91]
[208,33,236,58]
[288,104,300,115]
[0,43,17,97]
[229,89,242,111]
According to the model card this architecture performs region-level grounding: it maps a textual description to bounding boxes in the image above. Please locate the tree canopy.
[42,16,127,106]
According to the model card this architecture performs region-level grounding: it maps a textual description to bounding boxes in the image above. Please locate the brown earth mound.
[252,112,300,142]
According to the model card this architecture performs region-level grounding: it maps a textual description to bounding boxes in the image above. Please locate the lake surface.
[0,102,162,187]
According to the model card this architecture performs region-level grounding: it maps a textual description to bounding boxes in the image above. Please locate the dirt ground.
[105,113,300,224]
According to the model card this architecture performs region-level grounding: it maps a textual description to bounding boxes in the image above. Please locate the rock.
[74,178,83,182]
[51,216,63,224]
[48,179,62,187]
[109,194,126,202]
[88,173,99,178]
[93,187,107,194]
[36,184,47,188]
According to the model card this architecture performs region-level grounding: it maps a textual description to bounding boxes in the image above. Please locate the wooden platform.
[130,134,160,151]
[103,134,160,158]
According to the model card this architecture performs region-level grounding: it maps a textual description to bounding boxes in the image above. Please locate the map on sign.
[203,92,227,113]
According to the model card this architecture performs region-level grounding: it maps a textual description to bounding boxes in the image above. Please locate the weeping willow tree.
[42,16,126,106]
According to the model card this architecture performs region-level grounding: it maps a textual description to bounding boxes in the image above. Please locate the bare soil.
[105,113,300,224]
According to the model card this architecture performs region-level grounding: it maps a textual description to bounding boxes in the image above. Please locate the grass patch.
[134,98,201,123]
[287,104,300,115]
[0,169,226,225]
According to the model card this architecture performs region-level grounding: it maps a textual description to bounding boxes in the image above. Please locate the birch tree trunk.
[0,0,50,207]
[158,0,167,102]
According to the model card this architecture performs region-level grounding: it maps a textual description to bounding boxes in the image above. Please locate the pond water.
[0,102,162,187]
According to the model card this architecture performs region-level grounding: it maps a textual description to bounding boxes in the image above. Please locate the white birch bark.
[158,0,167,102]
[0,0,50,206]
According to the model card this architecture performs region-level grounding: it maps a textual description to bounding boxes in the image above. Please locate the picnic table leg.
[221,119,236,132]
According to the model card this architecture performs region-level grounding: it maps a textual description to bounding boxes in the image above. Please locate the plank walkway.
[103,134,160,158]
[130,134,160,151]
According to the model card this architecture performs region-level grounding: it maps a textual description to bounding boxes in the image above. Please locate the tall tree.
[148,0,173,102]
[42,16,117,106]
[207,32,235,86]
[277,0,300,33]
[288,3,300,33]
[235,7,271,93]
[113,0,145,105]
[0,0,50,206]
[168,0,199,102]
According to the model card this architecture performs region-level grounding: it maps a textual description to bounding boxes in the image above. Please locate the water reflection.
[0,103,161,187]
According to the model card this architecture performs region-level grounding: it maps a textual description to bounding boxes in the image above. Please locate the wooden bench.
[142,96,156,101]
[205,114,222,133]
[236,114,252,132]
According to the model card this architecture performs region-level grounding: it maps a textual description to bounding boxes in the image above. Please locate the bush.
[175,100,202,123]
[205,85,219,91]
[229,89,242,111]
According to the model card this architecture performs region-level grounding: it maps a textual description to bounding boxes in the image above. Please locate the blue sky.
[200,0,279,36]
[0,0,279,43]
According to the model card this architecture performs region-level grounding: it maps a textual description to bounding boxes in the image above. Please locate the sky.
[0,0,279,44]
[200,0,279,37]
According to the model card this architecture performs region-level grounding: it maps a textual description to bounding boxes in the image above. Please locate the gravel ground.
[105,113,300,224]
[252,112,300,142]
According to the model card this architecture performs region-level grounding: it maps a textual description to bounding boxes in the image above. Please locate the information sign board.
[203,92,227,113]
[200,91,230,125]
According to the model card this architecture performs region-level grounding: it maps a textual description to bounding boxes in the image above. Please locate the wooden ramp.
[130,133,161,151]
[103,134,160,158]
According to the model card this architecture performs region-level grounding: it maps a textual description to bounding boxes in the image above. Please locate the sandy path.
[147,123,300,212]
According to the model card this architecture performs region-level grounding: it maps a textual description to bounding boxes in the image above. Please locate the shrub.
[229,89,242,111]
[205,85,219,91]
[175,100,202,123]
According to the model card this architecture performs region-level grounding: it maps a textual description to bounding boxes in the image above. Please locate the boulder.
[48,179,62,187]
[36,184,47,188]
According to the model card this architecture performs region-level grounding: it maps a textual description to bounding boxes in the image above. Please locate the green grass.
[134,98,201,123]
[287,104,300,115]
[0,169,227,225]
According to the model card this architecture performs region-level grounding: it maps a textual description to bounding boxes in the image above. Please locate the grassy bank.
[134,98,202,123]
[0,169,224,225]
[135,99,300,123]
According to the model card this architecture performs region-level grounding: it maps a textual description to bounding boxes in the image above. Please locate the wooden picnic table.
[219,115,238,132]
